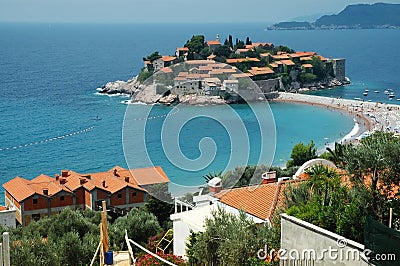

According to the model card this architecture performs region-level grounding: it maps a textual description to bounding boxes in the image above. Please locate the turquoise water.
[0,23,398,199]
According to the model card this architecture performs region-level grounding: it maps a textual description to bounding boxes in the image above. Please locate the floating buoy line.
[0,126,96,152]
[0,107,179,152]
[129,106,180,121]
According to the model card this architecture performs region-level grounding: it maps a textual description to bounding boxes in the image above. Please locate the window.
[117,193,122,199]
[33,198,38,204]
[60,196,65,201]
[132,192,137,197]
[32,214,40,221]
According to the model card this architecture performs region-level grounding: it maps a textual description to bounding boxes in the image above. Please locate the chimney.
[124,176,129,183]
[113,169,118,176]
[80,178,87,185]
[262,171,276,184]
[61,170,68,178]
[82,174,91,180]
[55,174,60,181]
[43,189,48,196]
[59,178,66,185]
[208,177,222,194]
[102,180,106,188]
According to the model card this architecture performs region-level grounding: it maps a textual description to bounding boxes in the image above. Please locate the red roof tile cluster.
[3,166,170,202]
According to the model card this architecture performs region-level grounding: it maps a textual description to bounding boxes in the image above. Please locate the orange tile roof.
[281,60,296,66]
[269,63,278,68]
[186,60,215,65]
[177,47,189,51]
[316,55,327,61]
[300,56,313,61]
[272,54,290,60]
[215,182,286,221]
[226,58,260,64]
[302,64,313,68]
[260,53,271,57]
[0,206,7,211]
[207,54,217,59]
[178,72,189,77]
[231,73,252,78]
[3,177,35,202]
[161,56,176,62]
[207,40,221,45]
[247,67,274,76]
[237,48,250,53]
[160,67,173,73]
[126,166,170,186]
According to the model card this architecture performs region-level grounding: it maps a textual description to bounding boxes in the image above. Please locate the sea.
[1,23,399,199]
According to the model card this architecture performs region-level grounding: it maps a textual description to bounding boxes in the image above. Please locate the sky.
[1,0,400,24]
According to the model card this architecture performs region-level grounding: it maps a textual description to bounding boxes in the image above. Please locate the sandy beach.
[275,92,400,143]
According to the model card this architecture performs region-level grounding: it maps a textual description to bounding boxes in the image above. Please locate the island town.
[99,34,348,105]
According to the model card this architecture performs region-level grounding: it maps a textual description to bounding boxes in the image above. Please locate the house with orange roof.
[175,47,189,57]
[152,56,178,71]
[3,166,170,226]
[170,172,286,258]
[206,40,221,51]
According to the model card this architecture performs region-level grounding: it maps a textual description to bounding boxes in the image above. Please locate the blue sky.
[1,0,400,23]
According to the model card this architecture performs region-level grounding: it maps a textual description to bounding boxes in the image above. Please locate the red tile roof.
[226,58,260,64]
[160,67,173,73]
[248,67,275,76]
[161,56,176,62]
[302,64,313,68]
[176,47,189,51]
[281,60,296,66]
[214,182,286,221]
[207,40,221,45]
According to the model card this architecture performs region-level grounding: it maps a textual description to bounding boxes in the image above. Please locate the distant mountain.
[315,3,400,28]
[267,3,400,30]
[290,13,330,23]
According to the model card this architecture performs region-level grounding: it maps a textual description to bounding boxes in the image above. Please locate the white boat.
[364,89,369,92]
[397,99,400,101]
[374,90,379,93]
[354,97,362,101]
[363,92,368,96]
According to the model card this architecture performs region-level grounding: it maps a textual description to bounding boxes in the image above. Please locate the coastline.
[275,92,400,143]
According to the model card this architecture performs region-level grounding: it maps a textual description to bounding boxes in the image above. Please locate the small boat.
[354,97,362,101]
[364,89,369,93]
[93,115,102,121]
[374,90,379,93]
[363,92,368,96]
[397,99,400,101]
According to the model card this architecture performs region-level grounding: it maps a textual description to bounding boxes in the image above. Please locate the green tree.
[144,183,174,229]
[144,51,162,62]
[311,56,327,81]
[111,207,162,250]
[286,141,317,168]
[185,35,206,54]
[342,132,400,221]
[187,208,279,265]
[214,44,231,58]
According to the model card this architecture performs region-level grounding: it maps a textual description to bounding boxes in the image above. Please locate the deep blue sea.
[1,23,399,199]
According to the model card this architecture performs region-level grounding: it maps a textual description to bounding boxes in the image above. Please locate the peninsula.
[98,35,348,105]
[268,3,400,30]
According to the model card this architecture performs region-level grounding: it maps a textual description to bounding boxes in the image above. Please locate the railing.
[174,198,194,214]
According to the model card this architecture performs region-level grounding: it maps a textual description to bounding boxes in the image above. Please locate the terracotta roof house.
[3,166,170,226]
[207,40,221,51]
